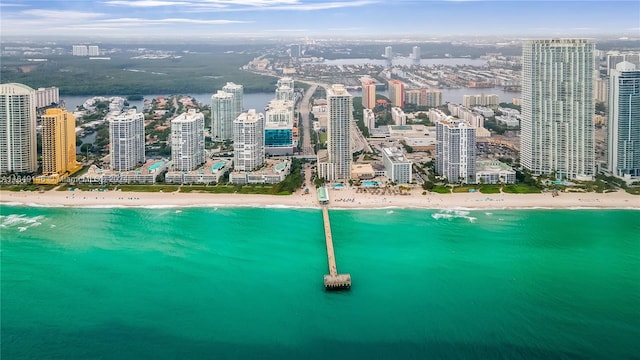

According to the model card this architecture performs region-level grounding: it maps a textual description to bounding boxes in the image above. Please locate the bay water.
[1,206,638,359]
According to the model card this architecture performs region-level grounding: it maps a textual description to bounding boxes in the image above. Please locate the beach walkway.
[321,205,351,290]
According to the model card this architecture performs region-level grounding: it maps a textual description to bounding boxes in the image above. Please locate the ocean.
[1,206,639,359]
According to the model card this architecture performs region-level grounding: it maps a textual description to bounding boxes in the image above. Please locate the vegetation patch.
[502,184,541,194]
[478,185,501,194]
[431,185,451,194]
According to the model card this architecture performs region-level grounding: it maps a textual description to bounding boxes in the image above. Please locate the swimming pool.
[362,181,382,187]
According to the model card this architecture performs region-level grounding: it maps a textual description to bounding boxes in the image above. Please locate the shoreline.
[1,188,638,210]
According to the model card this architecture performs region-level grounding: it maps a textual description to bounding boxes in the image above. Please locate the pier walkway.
[321,205,351,290]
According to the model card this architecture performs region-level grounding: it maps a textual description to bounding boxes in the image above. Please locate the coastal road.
[298,84,319,157]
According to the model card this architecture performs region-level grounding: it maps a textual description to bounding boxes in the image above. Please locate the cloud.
[99,17,249,24]
[21,9,107,20]
[103,0,377,12]
[265,28,309,32]
[104,0,193,6]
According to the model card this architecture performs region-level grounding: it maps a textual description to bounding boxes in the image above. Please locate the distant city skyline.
[1,0,638,40]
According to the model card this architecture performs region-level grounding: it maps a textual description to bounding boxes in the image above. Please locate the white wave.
[431,209,477,222]
[1,214,45,229]
[175,210,182,213]
[485,212,493,216]
[386,210,394,214]
[18,226,28,232]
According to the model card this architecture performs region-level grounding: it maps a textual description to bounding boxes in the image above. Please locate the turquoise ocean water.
[1,206,639,359]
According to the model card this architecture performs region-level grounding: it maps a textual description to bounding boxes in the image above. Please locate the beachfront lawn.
[452,186,477,193]
[0,184,57,192]
[117,185,180,192]
[179,184,292,195]
[502,184,541,194]
[478,185,502,194]
[431,185,452,194]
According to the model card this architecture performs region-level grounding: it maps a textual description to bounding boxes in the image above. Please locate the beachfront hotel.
[264,99,295,156]
[211,90,235,141]
[0,83,38,175]
[321,84,353,181]
[521,39,595,180]
[233,109,265,172]
[436,117,476,184]
[171,109,205,172]
[381,146,413,184]
[34,109,82,184]
[109,109,145,171]
[607,61,640,179]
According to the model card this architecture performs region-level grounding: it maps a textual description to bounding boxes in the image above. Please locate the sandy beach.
[1,187,638,210]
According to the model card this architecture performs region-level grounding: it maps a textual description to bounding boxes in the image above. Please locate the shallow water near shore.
[2,206,639,359]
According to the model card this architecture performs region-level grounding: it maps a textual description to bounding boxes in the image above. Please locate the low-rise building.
[229,159,291,184]
[77,160,169,184]
[165,159,230,184]
[351,164,375,180]
[475,160,516,184]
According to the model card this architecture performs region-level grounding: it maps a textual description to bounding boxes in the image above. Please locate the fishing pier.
[318,186,351,290]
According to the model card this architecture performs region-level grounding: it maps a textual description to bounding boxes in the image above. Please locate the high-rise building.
[391,107,406,126]
[109,109,145,171]
[223,82,243,119]
[363,108,375,132]
[233,109,264,171]
[324,84,353,180]
[412,46,421,65]
[384,46,393,67]
[211,90,235,141]
[388,80,405,108]
[171,109,205,171]
[521,39,595,180]
[88,45,100,56]
[265,99,295,156]
[607,61,640,179]
[405,88,442,107]
[606,52,640,76]
[594,78,608,103]
[382,146,412,184]
[36,109,82,183]
[436,118,476,184]
[361,80,376,109]
[0,83,38,174]
[462,94,499,108]
[276,77,295,101]
[34,87,60,108]
[384,46,393,59]
[72,45,88,56]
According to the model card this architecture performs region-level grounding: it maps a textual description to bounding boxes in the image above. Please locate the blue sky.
[1,0,639,40]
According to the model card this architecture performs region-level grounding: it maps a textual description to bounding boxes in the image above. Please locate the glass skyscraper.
[607,61,640,178]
